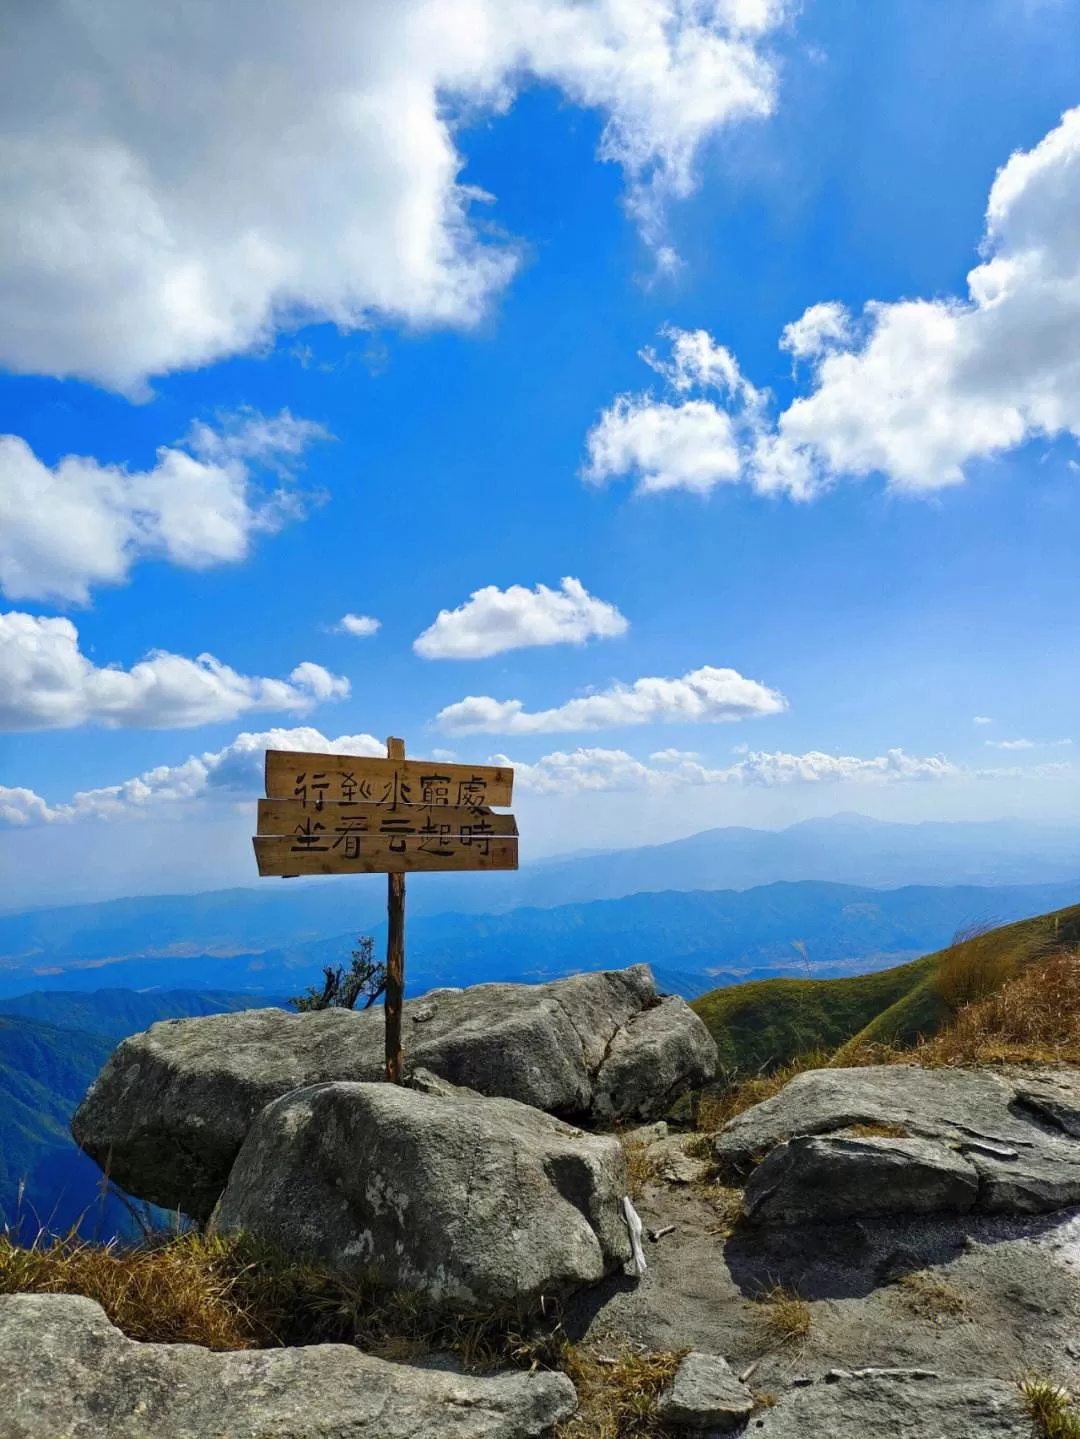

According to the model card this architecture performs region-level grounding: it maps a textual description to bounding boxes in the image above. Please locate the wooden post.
[384,736,406,1084]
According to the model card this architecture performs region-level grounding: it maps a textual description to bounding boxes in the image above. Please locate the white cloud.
[973,715,994,725]
[779,301,853,362]
[0,409,325,604]
[436,663,787,734]
[985,737,1072,749]
[584,328,771,495]
[414,577,628,660]
[0,612,349,731]
[587,107,1080,497]
[502,743,1068,795]
[1,2,785,391]
[337,614,382,639]
[0,725,386,825]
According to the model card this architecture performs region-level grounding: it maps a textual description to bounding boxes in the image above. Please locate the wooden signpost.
[253,740,516,1082]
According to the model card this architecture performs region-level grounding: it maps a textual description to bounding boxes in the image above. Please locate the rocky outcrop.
[212,1074,633,1307]
[714,1065,1080,1224]
[655,1351,754,1431]
[73,965,716,1220]
[751,1369,1034,1437]
[0,1293,577,1439]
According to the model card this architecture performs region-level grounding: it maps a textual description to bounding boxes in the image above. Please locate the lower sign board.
[256,799,518,839]
[253,833,518,876]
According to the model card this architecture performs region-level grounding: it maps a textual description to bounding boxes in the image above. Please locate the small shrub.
[290,935,385,1012]
[1020,1375,1080,1439]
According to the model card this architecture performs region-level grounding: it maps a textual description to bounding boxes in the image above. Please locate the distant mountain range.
[1,875,1077,1000]
[3,814,1079,984]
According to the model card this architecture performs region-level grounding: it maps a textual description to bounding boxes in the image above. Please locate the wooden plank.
[264,751,513,808]
[256,799,518,838]
[252,834,519,876]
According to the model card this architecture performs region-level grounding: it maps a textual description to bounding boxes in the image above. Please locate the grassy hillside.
[692,901,1080,1075]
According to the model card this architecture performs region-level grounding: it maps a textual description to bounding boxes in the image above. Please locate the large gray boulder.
[73,965,715,1220]
[0,1293,577,1439]
[715,1064,1080,1223]
[212,1075,633,1308]
[751,1369,1034,1437]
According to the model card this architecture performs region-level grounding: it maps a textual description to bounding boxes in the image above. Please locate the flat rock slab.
[73,965,715,1219]
[751,1370,1035,1437]
[656,1350,753,1430]
[0,1293,577,1439]
[716,1065,1080,1223]
[213,1076,633,1308]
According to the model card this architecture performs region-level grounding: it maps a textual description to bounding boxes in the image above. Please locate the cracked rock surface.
[715,1065,1080,1222]
[212,1074,633,1307]
[72,964,715,1219]
[0,1293,578,1439]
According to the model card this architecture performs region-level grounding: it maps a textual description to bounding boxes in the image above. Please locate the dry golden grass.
[1020,1376,1080,1438]
[914,951,1080,1068]
[933,918,1061,1013]
[0,1229,561,1369]
[894,1271,968,1321]
[618,1135,660,1201]
[556,1347,683,1439]
[845,1121,909,1139]
[697,1050,836,1134]
[755,1284,811,1345]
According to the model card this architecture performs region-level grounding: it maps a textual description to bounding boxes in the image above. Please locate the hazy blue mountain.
[0,990,286,1243]
[2,816,1078,987]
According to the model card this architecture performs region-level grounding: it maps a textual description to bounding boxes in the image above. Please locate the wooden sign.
[253,741,517,1085]
[254,834,519,876]
[264,751,513,809]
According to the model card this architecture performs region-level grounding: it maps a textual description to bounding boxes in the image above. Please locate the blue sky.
[3,0,1080,906]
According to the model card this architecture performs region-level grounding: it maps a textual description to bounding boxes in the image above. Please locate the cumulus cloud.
[0,726,386,825]
[337,614,382,638]
[436,663,787,734]
[0,612,349,730]
[586,107,1080,497]
[414,577,628,660]
[0,409,326,604]
[973,715,994,725]
[1,1,786,391]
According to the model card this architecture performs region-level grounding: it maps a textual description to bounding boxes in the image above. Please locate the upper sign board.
[264,751,513,810]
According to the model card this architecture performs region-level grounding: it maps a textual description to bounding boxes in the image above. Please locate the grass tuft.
[556,1347,683,1439]
[894,1271,968,1321]
[618,1135,660,1201]
[1020,1375,1080,1438]
[755,1283,811,1345]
